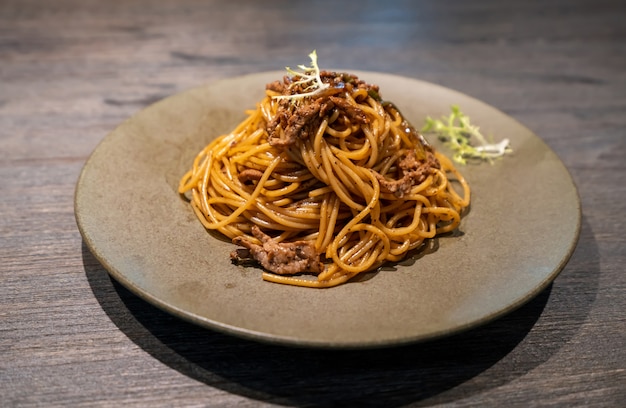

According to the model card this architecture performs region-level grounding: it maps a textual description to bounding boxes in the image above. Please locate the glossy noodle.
[179,66,470,288]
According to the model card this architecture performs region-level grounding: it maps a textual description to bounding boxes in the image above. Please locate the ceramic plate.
[75,71,581,348]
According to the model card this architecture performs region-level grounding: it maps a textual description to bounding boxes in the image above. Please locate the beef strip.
[328,96,369,125]
[231,226,324,275]
[265,76,289,94]
[238,168,264,184]
[374,150,441,198]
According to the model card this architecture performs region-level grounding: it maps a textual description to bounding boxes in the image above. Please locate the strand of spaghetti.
[325,123,352,138]
[423,207,461,234]
[360,124,380,169]
[327,168,381,269]
[189,200,241,239]
[315,193,330,250]
[273,169,315,183]
[178,170,194,193]
[203,154,282,230]
[199,150,215,217]
[320,193,341,251]
[255,203,322,223]
[196,194,245,227]
[350,88,368,100]
[339,226,390,265]
[300,138,329,184]
[324,145,375,203]
[231,141,272,164]
[379,202,424,238]
[372,150,402,175]
[262,269,358,288]
[244,194,324,222]
[331,146,377,200]
[338,136,371,160]
[312,118,329,162]
[320,141,364,211]
[208,164,251,203]
[385,105,406,128]
[329,230,388,274]
[244,205,321,230]
[330,206,360,250]
[270,198,293,207]
[221,155,237,182]
[178,147,210,193]
[308,185,334,197]
[244,202,323,225]
[260,182,301,198]
[436,152,471,208]
[388,238,413,258]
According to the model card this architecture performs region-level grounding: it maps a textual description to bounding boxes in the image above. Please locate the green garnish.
[422,105,512,164]
[272,50,329,102]
[367,89,382,101]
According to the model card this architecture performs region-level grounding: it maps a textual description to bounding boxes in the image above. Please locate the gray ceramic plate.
[75,71,581,349]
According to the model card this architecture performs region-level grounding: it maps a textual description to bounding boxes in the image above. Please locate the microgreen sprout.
[272,50,330,102]
[421,105,512,164]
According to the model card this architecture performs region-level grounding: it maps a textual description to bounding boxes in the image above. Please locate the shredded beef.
[374,150,441,198]
[265,71,378,147]
[328,96,369,124]
[265,78,288,94]
[238,168,264,184]
[230,226,324,275]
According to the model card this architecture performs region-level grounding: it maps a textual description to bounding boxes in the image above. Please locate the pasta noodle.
[179,65,470,288]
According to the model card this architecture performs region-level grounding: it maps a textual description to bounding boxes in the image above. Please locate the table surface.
[1,0,625,406]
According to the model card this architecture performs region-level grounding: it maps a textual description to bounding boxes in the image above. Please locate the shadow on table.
[83,217,598,407]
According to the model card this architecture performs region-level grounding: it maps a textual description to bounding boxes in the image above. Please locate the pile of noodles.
[179,69,470,288]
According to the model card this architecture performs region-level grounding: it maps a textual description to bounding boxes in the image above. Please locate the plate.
[75,71,581,348]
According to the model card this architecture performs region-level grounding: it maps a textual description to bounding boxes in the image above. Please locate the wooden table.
[2,0,624,406]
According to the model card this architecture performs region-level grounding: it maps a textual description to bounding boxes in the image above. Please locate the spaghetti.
[179,59,470,288]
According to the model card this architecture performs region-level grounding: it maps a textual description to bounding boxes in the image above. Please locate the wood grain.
[1,0,625,406]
